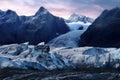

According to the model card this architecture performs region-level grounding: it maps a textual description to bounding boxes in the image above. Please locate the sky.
[0,0,120,19]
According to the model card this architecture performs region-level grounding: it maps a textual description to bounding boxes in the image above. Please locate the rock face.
[0,10,21,44]
[79,8,120,47]
[65,13,93,31]
[0,7,69,45]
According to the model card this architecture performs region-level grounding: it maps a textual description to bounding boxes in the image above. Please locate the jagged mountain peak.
[67,13,94,23]
[5,9,17,15]
[0,6,69,45]
[39,6,47,11]
[70,13,84,18]
[71,13,79,17]
[35,6,49,16]
[0,10,4,15]
[0,10,3,13]
[0,9,17,16]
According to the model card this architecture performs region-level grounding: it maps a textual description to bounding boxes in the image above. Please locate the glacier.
[48,30,84,48]
[54,47,120,68]
[66,21,91,31]
[0,42,120,70]
[0,42,74,70]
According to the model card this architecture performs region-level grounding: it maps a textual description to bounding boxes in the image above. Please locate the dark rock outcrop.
[0,10,21,44]
[79,8,120,47]
[0,7,69,45]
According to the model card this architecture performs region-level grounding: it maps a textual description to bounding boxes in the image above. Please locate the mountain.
[48,30,85,48]
[0,10,21,44]
[48,13,94,48]
[65,13,93,31]
[79,8,120,47]
[0,7,70,45]
[66,13,94,23]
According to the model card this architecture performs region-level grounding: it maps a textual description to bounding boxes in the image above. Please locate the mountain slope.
[0,7,70,45]
[79,8,120,47]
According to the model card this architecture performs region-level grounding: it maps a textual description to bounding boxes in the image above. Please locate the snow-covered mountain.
[48,14,94,48]
[48,30,85,48]
[65,13,94,31]
[66,13,94,23]
[0,7,70,45]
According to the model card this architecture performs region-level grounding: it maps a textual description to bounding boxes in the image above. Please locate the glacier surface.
[0,43,120,70]
[0,43,74,70]
[66,21,91,31]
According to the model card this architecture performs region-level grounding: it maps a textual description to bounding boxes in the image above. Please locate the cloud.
[0,0,120,19]
[93,0,120,9]
[0,0,38,16]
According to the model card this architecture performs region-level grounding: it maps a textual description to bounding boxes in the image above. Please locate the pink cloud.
[0,0,103,19]
[0,1,38,16]
[93,4,104,11]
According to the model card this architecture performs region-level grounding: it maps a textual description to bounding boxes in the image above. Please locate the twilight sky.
[0,0,120,19]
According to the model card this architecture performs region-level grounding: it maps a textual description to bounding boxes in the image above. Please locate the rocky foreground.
[0,68,120,80]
